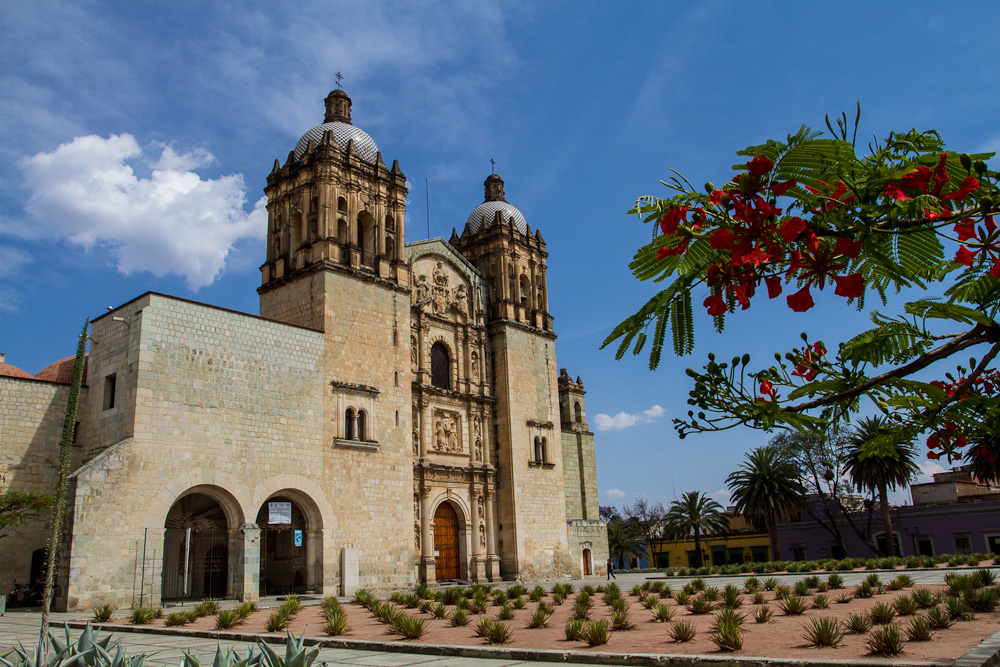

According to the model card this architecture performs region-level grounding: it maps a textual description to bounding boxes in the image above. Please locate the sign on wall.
[294,529,303,547]
[268,501,292,524]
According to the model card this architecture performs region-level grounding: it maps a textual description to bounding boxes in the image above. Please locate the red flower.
[885,183,910,201]
[765,275,783,299]
[787,285,814,312]
[791,342,825,381]
[834,273,865,298]
[941,176,980,201]
[747,154,774,180]
[660,206,689,236]
[769,179,797,197]
[703,294,727,316]
[759,379,777,401]
[834,237,862,258]
[779,217,806,242]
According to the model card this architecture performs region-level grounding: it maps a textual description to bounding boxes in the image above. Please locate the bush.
[265,610,289,632]
[910,588,936,609]
[130,607,157,625]
[750,591,767,605]
[751,604,773,623]
[906,615,933,642]
[835,592,853,604]
[866,624,904,657]
[91,603,117,623]
[778,595,809,615]
[474,616,492,637]
[975,568,997,587]
[845,612,872,634]
[651,603,674,623]
[392,614,426,639]
[371,601,403,625]
[803,617,844,648]
[674,591,691,606]
[668,620,696,642]
[418,600,433,614]
[743,577,760,593]
[511,595,526,610]
[965,587,998,613]
[827,573,845,589]
[498,602,515,620]
[803,575,820,589]
[492,590,507,606]
[611,607,635,630]
[353,589,375,608]
[869,601,896,625]
[508,584,528,597]
[658,584,673,599]
[892,595,918,616]
[812,594,828,609]
[527,606,551,628]
[722,586,742,609]
[863,573,883,591]
[192,598,219,618]
[565,618,585,641]
[893,574,914,588]
[449,608,469,627]
[925,606,954,629]
[710,621,743,652]
[702,587,720,601]
[215,610,241,630]
[431,602,447,619]
[711,608,745,631]
[165,612,190,627]
[854,582,875,599]
[687,597,714,614]
[944,595,973,621]
[236,601,257,619]
[485,620,513,645]
[529,585,546,602]
[583,619,611,646]
[323,610,350,636]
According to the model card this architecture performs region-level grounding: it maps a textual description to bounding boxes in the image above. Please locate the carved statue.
[470,352,479,379]
[474,438,483,462]
[433,261,448,286]
[447,419,459,452]
[479,523,486,550]
[415,274,429,303]
[410,334,417,366]
[412,427,420,455]
[415,525,420,549]
[454,284,468,313]
[434,420,446,451]
[414,494,419,518]
[477,495,485,517]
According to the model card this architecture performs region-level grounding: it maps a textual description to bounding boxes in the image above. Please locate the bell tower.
[259,89,409,329]
[449,174,571,579]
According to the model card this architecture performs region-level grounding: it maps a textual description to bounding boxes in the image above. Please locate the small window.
[574,402,582,423]
[103,374,117,410]
[357,411,367,441]
[954,535,972,555]
[345,409,355,440]
[430,343,450,390]
[534,437,542,463]
[791,546,806,561]
[519,274,531,305]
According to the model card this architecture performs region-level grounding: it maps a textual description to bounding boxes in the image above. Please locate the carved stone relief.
[470,351,479,380]
[410,333,418,367]
[479,523,486,549]
[433,410,462,453]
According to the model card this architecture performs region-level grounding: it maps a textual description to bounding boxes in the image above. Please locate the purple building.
[774,465,1000,560]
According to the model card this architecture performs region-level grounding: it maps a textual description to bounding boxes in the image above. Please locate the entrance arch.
[582,548,593,576]
[434,502,461,580]
[256,493,323,595]
[163,491,238,601]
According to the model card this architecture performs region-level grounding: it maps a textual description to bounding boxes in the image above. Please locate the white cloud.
[593,404,665,431]
[711,487,732,508]
[605,488,626,499]
[17,134,265,290]
[0,245,32,279]
[915,459,946,485]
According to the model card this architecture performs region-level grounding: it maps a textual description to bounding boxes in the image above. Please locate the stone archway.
[255,492,323,595]
[162,489,241,601]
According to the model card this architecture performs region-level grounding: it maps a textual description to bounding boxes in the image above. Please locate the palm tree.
[606,520,645,569]
[726,445,805,562]
[843,417,918,557]
[664,491,728,568]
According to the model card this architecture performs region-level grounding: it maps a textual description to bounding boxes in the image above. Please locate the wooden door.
[434,503,460,580]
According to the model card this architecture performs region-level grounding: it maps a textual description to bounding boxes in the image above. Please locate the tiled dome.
[35,354,88,384]
[0,357,34,379]
[465,200,528,234]
[294,122,379,163]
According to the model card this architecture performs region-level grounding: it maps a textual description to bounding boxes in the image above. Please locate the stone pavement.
[1,569,997,667]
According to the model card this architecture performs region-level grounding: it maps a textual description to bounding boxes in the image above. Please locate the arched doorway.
[582,548,593,576]
[434,503,460,581]
[163,493,232,601]
[256,496,308,596]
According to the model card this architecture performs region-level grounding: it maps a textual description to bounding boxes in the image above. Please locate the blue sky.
[3,1,998,510]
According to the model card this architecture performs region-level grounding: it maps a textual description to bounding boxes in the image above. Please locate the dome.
[36,354,88,384]
[0,356,34,379]
[465,201,528,235]
[293,122,379,163]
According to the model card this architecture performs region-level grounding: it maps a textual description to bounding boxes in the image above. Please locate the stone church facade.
[0,89,608,610]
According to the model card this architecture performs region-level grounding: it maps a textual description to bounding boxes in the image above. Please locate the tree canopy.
[605,109,1000,473]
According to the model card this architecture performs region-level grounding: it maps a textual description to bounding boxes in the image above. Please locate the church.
[0,89,608,610]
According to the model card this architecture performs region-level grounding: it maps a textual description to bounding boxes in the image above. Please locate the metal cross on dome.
[490,158,495,174]
[335,72,344,89]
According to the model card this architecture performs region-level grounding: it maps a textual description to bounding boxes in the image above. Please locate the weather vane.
[335,72,344,90]
[490,158,495,174]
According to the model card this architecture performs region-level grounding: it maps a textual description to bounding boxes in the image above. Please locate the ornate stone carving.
[477,495,484,518]
[433,410,462,453]
[474,438,483,462]
[410,333,418,366]
[431,262,449,315]
[479,523,486,549]
[415,525,420,549]
[414,274,429,304]
[241,523,261,545]
[412,427,419,455]
[454,284,468,315]
[470,351,479,379]
[414,494,419,519]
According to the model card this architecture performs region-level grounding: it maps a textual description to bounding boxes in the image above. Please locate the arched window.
[541,437,548,463]
[337,196,348,214]
[345,409,355,440]
[385,214,395,231]
[385,235,394,261]
[357,410,367,441]
[534,437,542,463]
[519,274,531,306]
[431,342,450,390]
[337,219,348,245]
[574,402,582,423]
[290,211,304,250]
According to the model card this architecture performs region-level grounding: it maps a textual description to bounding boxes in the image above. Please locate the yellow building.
[648,514,772,568]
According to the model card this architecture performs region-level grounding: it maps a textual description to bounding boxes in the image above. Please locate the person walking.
[606,558,615,580]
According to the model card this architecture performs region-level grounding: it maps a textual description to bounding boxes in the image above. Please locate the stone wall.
[0,375,73,593]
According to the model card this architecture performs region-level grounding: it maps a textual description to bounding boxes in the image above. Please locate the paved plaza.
[1,569,995,667]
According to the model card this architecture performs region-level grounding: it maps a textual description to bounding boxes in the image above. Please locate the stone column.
[306,529,323,592]
[421,401,431,458]
[235,523,260,602]
[484,486,501,582]
[470,485,486,582]
[419,486,436,584]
